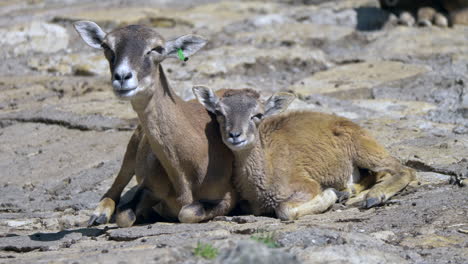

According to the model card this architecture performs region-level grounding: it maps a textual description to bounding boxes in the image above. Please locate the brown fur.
[196,88,416,220]
[223,88,260,99]
[114,84,236,226]
[75,22,237,226]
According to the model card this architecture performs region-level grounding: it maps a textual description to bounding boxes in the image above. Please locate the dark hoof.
[331,188,349,204]
[87,215,98,227]
[96,214,108,225]
[364,197,381,208]
[449,176,467,187]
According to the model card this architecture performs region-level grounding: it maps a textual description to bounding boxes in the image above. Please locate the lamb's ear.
[192,85,219,113]
[73,21,106,49]
[164,35,207,60]
[264,92,296,117]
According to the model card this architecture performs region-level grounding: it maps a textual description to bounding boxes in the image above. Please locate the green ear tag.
[177,48,188,62]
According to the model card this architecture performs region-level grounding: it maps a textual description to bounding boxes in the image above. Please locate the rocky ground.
[0,0,467,263]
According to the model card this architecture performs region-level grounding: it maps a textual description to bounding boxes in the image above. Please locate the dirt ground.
[0,0,467,263]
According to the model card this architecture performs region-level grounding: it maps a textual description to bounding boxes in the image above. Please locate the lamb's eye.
[151,46,165,54]
[252,113,263,120]
[214,110,224,117]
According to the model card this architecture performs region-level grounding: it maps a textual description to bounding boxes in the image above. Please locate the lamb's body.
[194,87,416,220]
[236,111,409,218]
[258,111,358,192]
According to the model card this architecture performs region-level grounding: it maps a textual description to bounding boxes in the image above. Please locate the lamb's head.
[74,21,207,99]
[193,86,295,151]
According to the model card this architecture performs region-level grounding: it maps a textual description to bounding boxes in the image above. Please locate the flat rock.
[61,7,163,27]
[231,22,354,47]
[215,240,300,264]
[351,99,437,119]
[293,244,408,264]
[213,215,278,224]
[0,122,130,185]
[0,106,134,131]
[400,234,466,249]
[195,45,329,77]
[290,61,429,99]
[0,232,83,252]
[107,222,224,241]
[362,26,468,60]
[0,22,69,58]
[28,52,109,77]
[174,1,281,34]
[183,45,330,93]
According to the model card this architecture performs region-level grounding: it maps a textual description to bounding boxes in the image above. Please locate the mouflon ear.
[164,35,207,60]
[264,92,296,117]
[74,20,106,49]
[192,85,219,114]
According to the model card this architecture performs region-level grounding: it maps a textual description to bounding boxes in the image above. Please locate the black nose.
[229,131,241,138]
[114,72,133,82]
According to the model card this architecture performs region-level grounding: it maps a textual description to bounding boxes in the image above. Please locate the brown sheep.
[193,86,416,220]
[74,21,237,227]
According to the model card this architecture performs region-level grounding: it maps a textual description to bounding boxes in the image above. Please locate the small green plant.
[193,241,218,259]
[251,232,279,248]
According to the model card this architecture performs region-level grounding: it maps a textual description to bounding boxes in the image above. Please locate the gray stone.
[290,61,429,99]
[294,244,407,264]
[213,215,277,224]
[251,14,291,28]
[107,222,224,241]
[277,228,347,247]
[215,240,300,264]
[0,22,69,58]
[370,230,396,242]
[0,106,135,131]
[0,232,82,252]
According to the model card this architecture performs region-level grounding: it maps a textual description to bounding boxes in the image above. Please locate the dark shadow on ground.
[29,227,112,242]
[355,7,391,31]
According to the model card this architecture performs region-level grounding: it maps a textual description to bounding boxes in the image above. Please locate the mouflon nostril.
[229,132,241,138]
[114,72,122,81]
[114,72,132,81]
[124,72,133,80]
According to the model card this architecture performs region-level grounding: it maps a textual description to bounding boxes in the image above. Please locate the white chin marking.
[114,88,138,99]
[228,141,248,150]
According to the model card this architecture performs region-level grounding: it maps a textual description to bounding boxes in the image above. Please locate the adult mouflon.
[74,21,236,227]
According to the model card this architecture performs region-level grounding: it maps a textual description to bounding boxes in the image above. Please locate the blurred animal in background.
[380,0,468,26]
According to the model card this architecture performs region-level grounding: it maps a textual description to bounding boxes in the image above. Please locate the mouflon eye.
[214,110,224,116]
[101,43,111,50]
[252,113,264,120]
[151,46,165,54]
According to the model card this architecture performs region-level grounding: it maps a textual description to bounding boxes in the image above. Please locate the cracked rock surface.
[0,0,467,263]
